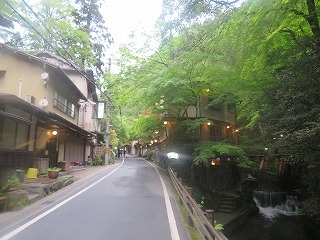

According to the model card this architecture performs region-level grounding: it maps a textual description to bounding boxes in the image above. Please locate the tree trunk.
[306,0,320,52]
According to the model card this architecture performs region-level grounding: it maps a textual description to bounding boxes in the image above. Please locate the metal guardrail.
[168,166,229,240]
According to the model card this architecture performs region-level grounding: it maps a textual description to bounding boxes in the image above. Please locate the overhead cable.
[4,0,111,101]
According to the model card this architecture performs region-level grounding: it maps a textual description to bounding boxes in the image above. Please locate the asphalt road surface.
[0,156,190,240]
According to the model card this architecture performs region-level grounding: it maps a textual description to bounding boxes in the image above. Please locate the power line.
[4,0,111,101]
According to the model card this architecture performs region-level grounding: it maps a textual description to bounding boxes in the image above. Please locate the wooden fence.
[168,166,229,240]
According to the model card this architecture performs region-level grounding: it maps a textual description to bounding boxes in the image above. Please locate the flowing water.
[253,191,299,219]
[227,191,318,240]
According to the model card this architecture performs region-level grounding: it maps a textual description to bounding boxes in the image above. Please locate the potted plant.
[47,167,61,179]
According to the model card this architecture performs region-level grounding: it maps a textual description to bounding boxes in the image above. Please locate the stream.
[227,191,319,240]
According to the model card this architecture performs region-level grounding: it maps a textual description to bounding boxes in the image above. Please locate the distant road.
[0,156,190,240]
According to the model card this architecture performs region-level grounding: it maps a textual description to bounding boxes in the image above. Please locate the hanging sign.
[97,101,105,119]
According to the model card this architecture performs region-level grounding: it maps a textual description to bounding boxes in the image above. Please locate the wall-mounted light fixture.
[163,121,168,125]
[226,125,230,129]
[211,158,221,166]
[47,130,58,136]
[207,122,212,126]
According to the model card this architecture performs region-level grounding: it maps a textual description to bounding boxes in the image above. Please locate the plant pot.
[48,171,59,179]
[58,162,70,171]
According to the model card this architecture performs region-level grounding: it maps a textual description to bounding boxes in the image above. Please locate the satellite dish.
[39,98,48,107]
[41,72,49,80]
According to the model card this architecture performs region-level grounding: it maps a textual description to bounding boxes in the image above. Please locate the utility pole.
[105,92,110,165]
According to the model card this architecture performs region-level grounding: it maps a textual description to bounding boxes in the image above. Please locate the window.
[92,105,97,119]
[210,127,221,141]
[53,91,75,118]
[0,118,30,150]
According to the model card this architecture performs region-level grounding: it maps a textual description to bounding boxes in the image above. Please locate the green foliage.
[72,0,113,73]
[47,167,61,172]
[197,196,205,209]
[143,150,156,161]
[177,118,209,134]
[214,222,224,231]
[193,141,249,166]
[7,192,28,209]
[0,169,20,196]
[93,153,104,166]
[131,115,162,140]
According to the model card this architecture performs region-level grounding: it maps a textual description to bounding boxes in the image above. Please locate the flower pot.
[58,162,70,171]
[48,171,59,179]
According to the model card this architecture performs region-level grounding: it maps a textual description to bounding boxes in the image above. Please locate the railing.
[53,98,75,118]
[168,166,229,240]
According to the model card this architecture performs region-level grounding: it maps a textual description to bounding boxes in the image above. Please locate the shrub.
[0,167,20,196]
[144,150,156,161]
[193,141,251,167]
[93,153,104,166]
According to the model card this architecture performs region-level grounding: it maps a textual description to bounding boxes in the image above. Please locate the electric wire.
[4,0,112,102]
[3,0,125,124]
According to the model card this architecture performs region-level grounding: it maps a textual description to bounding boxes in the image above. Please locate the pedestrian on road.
[117,147,122,159]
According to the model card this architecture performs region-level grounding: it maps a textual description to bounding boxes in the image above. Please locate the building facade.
[0,44,102,172]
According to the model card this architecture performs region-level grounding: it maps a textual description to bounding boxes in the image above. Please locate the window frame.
[53,91,76,118]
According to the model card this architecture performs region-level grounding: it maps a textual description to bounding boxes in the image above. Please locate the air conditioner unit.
[26,95,35,105]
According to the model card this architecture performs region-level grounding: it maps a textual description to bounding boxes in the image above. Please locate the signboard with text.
[97,101,105,119]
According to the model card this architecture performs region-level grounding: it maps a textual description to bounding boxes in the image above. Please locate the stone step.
[219,195,236,213]
[219,208,234,213]
[21,183,46,196]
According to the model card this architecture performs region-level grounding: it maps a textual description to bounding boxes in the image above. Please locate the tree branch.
[280,28,297,41]
[149,51,169,68]
[210,0,241,5]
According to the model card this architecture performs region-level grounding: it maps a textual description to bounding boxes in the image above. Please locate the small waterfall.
[253,190,299,219]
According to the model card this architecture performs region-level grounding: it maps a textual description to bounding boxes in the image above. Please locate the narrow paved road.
[0,156,190,240]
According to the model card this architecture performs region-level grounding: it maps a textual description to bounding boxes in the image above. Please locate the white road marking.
[0,159,124,240]
[147,161,181,240]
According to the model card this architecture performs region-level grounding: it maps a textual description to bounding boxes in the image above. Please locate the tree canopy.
[2,0,320,217]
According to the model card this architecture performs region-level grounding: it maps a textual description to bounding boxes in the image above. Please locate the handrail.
[168,166,229,240]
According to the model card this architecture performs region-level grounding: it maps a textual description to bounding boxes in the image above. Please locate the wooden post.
[205,209,214,225]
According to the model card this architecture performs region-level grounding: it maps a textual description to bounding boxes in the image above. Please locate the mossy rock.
[7,189,28,210]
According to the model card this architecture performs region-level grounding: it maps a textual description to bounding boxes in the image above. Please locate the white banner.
[97,102,105,119]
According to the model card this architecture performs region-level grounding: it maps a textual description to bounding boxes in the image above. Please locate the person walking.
[117,147,122,159]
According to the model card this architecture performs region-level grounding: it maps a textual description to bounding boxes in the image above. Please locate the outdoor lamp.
[52,130,58,136]
[211,158,220,166]
[167,152,179,160]
[163,121,168,125]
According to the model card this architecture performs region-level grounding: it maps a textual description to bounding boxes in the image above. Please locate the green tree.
[2,0,95,67]
[157,0,243,43]
[72,0,113,72]
[0,0,23,45]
